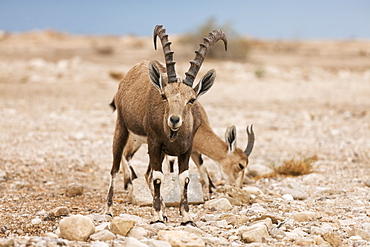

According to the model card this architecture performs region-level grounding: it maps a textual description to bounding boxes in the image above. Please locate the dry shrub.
[93,45,115,55]
[109,70,124,81]
[275,155,318,176]
[181,18,251,61]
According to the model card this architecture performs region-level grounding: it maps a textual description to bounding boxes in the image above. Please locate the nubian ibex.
[106,25,227,225]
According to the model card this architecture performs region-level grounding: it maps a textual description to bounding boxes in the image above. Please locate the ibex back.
[106,25,227,225]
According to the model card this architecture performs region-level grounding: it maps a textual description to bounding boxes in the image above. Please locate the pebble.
[202,214,219,221]
[180,225,204,236]
[365,179,370,187]
[322,232,342,247]
[0,238,14,247]
[247,163,274,177]
[202,236,229,246]
[216,185,250,204]
[0,170,7,182]
[204,198,232,212]
[59,215,95,241]
[362,222,370,232]
[313,236,327,245]
[31,218,42,225]
[90,241,110,247]
[291,211,317,222]
[48,206,70,217]
[310,226,324,236]
[118,213,149,225]
[215,219,228,228]
[42,232,59,239]
[89,230,116,241]
[125,237,149,247]
[321,223,334,233]
[65,182,84,197]
[157,230,205,247]
[110,217,135,237]
[282,193,294,201]
[243,186,263,195]
[239,223,270,243]
[127,226,148,238]
[281,182,308,200]
[144,239,172,247]
[95,222,110,232]
[270,228,286,239]
[348,228,370,241]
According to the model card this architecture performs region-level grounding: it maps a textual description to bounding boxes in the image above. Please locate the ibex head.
[149,25,227,141]
[221,125,255,187]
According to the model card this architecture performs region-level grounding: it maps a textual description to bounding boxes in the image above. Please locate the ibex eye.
[238,163,244,170]
[161,94,167,101]
[188,98,196,104]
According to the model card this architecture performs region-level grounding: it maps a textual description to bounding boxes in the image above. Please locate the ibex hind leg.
[105,120,129,216]
[121,158,135,190]
[121,133,142,189]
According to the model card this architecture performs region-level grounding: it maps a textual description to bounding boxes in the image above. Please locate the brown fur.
[106,26,227,225]
[106,60,215,223]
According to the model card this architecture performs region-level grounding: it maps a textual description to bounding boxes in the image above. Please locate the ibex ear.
[149,61,164,92]
[225,125,237,153]
[194,69,216,98]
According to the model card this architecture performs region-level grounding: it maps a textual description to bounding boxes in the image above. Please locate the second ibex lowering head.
[105,25,227,225]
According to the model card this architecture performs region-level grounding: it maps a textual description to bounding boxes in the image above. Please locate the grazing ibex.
[116,101,255,200]
[106,25,227,225]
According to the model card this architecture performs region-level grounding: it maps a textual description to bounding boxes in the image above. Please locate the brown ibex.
[106,25,227,225]
[117,103,255,201]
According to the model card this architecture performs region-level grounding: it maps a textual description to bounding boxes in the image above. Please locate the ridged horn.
[183,29,227,86]
[244,125,255,156]
[153,25,177,83]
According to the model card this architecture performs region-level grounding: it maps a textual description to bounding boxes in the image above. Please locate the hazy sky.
[1,0,369,39]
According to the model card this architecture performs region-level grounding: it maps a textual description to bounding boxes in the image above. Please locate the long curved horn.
[183,30,227,86]
[244,125,255,156]
[153,25,177,83]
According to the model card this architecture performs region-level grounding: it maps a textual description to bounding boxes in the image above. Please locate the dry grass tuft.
[275,155,318,176]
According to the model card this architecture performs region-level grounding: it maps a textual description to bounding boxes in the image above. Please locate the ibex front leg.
[146,145,167,224]
[105,119,129,216]
[178,150,196,226]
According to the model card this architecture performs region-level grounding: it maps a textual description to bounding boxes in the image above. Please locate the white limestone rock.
[89,230,116,241]
[110,217,135,237]
[158,230,205,247]
[204,198,232,212]
[127,226,148,239]
[59,215,95,241]
[239,223,270,243]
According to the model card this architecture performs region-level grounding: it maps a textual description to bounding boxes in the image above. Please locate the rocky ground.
[0,30,370,246]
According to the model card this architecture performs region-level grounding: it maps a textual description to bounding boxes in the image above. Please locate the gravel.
[1,31,370,246]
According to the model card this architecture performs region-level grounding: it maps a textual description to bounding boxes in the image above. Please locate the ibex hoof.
[180,220,196,227]
[103,207,113,217]
[203,194,210,201]
[150,220,165,224]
